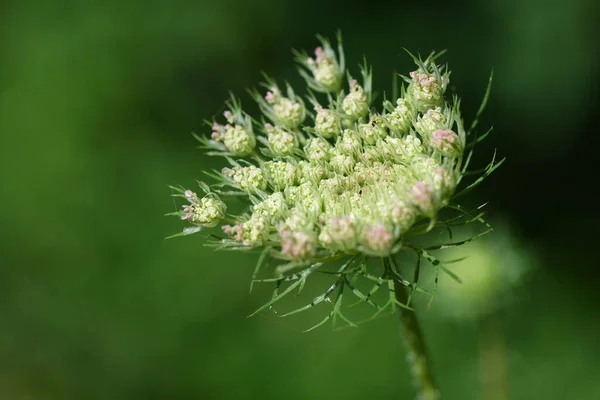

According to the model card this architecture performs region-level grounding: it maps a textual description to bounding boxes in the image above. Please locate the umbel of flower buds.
[181,190,226,227]
[174,33,499,266]
[211,110,256,156]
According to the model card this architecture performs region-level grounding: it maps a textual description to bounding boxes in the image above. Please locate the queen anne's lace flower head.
[170,33,503,332]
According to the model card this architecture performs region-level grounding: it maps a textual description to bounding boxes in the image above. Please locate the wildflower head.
[169,33,503,332]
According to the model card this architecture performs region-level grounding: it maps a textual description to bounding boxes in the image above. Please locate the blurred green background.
[1,0,599,399]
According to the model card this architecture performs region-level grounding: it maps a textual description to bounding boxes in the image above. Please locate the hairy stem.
[393,275,440,399]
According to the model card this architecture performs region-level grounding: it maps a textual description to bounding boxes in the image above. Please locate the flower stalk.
[393,270,440,400]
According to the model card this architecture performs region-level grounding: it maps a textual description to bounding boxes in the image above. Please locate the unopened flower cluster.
[174,36,468,262]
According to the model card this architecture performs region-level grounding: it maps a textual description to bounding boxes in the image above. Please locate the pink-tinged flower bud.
[409,69,448,110]
[263,85,305,129]
[265,86,279,103]
[409,181,435,216]
[314,46,325,62]
[181,191,227,227]
[222,224,244,242]
[184,190,195,201]
[223,110,234,123]
[211,123,225,141]
[362,224,394,255]
[432,167,455,205]
[390,200,417,233]
[280,230,315,260]
[431,129,462,158]
[318,216,358,251]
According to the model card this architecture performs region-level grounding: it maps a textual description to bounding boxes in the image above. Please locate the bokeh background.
[1,0,599,399]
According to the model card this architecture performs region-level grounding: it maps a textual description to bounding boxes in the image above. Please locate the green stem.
[393,277,440,400]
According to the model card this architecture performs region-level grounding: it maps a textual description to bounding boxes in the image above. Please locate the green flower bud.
[223,165,267,193]
[319,216,358,251]
[308,46,343,93]
[297,161,328,183]
[304,137,332,164]
[385,98,414,136]
[411,157,441,182]
[342,80,369,120]
[215,124,256,156]
[241,214,271,246]
[329,148,355,175]
[359,114,388,145]
[313,105,341,138]
[414,107,447,137]
[380,135,425,163]
[253,192,288,223]
[263,161,299,190]
[337,129,362,156]
[182,190,227,228]
[265,86,305,129]
[265,123,297,156]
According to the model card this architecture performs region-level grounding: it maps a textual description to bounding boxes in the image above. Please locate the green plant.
[167,33,502,399]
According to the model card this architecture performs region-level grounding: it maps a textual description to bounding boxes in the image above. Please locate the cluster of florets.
[180,190,227,228]
[180,35,469,263]
[180,36,465,259]
[168,33,502,334]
